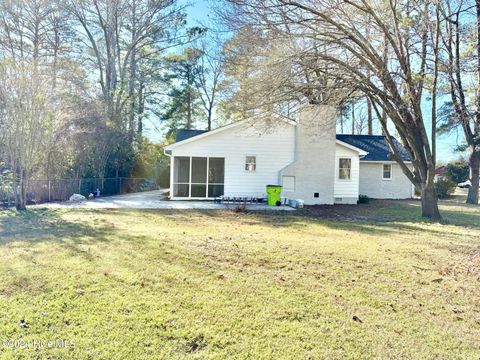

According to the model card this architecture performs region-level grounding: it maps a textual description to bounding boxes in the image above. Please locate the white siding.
[359,162,413,199]
[170,122,295,197]
[334,144,360,204]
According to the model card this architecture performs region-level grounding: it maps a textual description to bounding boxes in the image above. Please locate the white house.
[164,105,413,205]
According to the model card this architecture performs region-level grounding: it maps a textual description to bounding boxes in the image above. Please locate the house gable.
[166,117,297,151]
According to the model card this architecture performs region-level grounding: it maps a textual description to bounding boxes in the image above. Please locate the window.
[338,158,351,180]
[383,164,392,180]
[245,156,256,172]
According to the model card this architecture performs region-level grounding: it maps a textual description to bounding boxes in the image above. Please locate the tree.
[161,48,204,133]
[437,0,480,205]
[445,159,469,184]
[337,102,351,134]
[0,0,76,210]
[67,0,188,138]
[0,62,53,210]
[222,0,443,220]
[194,39,225,130]
[217,26,271,122]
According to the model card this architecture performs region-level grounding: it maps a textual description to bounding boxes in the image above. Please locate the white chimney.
[280,104,337,205]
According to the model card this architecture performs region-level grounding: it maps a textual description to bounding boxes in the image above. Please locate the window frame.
[245,155,257,172]
[382,163,393,180]
[172,156,225,198]
[338,157,352,181]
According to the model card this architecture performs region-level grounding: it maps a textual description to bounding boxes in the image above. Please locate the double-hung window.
[338,158,351,180]
[245,156,256,172]
[383,164,392,180]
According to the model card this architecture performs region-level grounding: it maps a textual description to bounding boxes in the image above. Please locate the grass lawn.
[0,199,479,359]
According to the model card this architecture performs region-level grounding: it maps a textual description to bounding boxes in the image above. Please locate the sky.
[184,0,212,24]
[147,0,466,163]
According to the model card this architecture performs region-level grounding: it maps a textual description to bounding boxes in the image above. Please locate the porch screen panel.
[208,158,225,197]
[173,157,190,197]
[191,157,207,197]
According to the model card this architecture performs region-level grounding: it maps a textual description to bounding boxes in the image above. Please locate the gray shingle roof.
[175,129,208,143]
[336,135,412,162]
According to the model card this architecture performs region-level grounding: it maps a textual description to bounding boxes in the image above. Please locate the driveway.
[37,190,294,211]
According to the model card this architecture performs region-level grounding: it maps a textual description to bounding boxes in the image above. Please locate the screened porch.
[172,157,225,198]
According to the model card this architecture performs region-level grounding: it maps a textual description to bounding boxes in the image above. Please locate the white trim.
[335,140,368,156]
[169,156,174,199]
[206,157,210,197]
[188,156,192,197]
[360,160,412,164]
[166,117,297,150]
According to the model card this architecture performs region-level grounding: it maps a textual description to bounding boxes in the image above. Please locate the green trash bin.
[266,185,282,206]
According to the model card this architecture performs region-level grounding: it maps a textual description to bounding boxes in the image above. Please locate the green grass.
[0,200,479,359]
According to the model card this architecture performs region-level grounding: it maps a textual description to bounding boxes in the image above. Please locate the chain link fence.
[0,177,158,208]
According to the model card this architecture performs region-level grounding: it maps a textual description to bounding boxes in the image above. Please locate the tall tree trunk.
[351,102,355,134]
[15,169,27,211]
[137,82,144,136]
[207,104,213,131]
[128,0,137,143]
[421,179,441,220]
[367,98,373,135]
[431,3,439,167]
[467,151,480,204]
[468,0,480,204]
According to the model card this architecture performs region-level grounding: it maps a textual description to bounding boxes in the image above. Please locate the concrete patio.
[37,190,295,211]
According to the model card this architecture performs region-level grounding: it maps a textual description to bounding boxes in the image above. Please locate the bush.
[358,194,370,204]
[445,160,469,184]
[414,187,421,197]
[435,178,456,199]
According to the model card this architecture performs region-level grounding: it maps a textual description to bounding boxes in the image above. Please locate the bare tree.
[67,0,187,137]
[0,0,75,209]
[194,40,225,130]
[438,0,480,204]
[0,62,53,210]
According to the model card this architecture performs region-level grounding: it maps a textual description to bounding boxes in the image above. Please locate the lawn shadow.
[233,198,480,241]
[0,208,113,247]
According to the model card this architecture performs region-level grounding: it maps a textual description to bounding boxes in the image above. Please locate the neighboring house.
[434,166,447,181]
[164,105,413,205]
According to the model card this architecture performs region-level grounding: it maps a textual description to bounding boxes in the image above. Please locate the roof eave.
[165,117,297,150]
[360,159,412,163]
[335,139,369,156]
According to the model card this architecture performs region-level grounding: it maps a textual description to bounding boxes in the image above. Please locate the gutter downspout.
[164,149,172,199]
